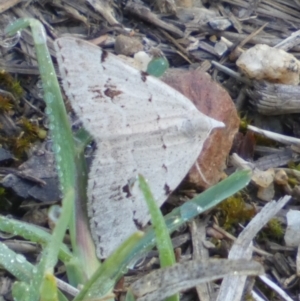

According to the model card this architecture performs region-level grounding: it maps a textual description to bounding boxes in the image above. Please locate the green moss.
[19,118,40,137]
[0,95,14,112]
[217,194,255,230]
[0,117,46,158]
[12,118,45,156]
[288,161,300,171]
[287,177,298,186]
[279,162,300,186]
[0,71,46,157]
[239,115,251,132]
[262,218,284,240]
[0,187,6,196]
[0,71,23,98]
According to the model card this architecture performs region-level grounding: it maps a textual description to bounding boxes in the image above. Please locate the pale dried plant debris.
[211,60,251,85]
[297,246,300,276]
[124,1,184,38]
[231,150,300,182]
[130,258,263,301]
[247,81,300,115]
[86,0,119,25]
[248,125,300,146]
[217,195,292,301]
[154,0,177,14]
[274,29,300,51]
[259,274,294,301]
[253,148,298,171]
[190,219,213,301]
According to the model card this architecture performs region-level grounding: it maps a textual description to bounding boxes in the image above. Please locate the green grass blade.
[12,282,31,301]
[158,170,251,247]
[40,273,58,301]
[5,18,100,289]
[5,18,77,197]
[0,242,33,282]
[5,18,78,300]
[0,241,68,301]
[138,175,179,301]
[69,146,101,280]
[20,190,75,301]
[74,232,144,300]
[0,215,72,262]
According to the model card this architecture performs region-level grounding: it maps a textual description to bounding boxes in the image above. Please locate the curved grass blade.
[138,175,178,301]
[0,215,72,262]
[5,18,82,299]
[74,232,144,301]
[0,242,33,283]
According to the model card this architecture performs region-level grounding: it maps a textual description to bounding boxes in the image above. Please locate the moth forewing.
[54,37,224,258]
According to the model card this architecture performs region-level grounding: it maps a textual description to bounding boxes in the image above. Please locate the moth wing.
[54,37,223,258]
